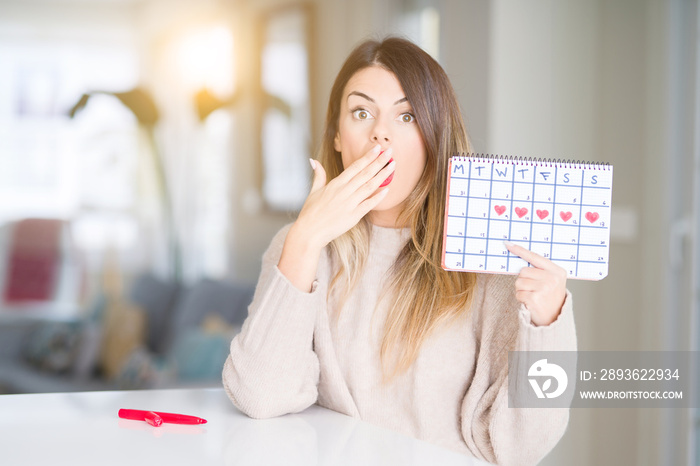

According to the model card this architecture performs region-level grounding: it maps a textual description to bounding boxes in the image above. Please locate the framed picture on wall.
[258,4,314,212]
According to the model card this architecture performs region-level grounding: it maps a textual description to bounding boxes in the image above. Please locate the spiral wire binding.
[452,153,612,170]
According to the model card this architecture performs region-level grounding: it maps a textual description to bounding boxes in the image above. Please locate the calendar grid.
[549,165,558,263]
[526,169,536,264]
[460,163,471,269]
[575,173,585,276]
[446,194,608,204]
[443,233,609,247]
[506,162,517,271]
[484,162,495,271]
[442,155,613,281]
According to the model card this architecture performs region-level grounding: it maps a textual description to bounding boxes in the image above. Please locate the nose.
[370,118,391,144]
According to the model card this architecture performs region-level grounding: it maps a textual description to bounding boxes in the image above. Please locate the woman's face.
[334,66,427,227]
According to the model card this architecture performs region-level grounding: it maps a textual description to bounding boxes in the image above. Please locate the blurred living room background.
[0,0,698,465]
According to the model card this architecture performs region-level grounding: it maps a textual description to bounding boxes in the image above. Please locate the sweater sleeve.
[222,224,325,419]
[460,274,577,466]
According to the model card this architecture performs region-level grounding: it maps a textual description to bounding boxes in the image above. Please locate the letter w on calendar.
[441,155,613,280]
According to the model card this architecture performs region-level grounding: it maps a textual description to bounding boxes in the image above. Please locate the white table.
[0,388,492,465]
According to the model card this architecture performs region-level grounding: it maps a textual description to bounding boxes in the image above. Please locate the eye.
[352,108,373,120]
[399,113,415,123]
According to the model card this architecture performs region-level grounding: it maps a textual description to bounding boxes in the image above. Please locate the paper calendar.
[441,154,613,280]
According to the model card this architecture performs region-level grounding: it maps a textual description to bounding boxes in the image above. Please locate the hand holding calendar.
[505,241,567,326]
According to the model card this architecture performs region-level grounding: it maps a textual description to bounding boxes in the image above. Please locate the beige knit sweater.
[223,223,577,465]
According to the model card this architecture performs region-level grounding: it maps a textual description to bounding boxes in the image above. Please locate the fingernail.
[504,240,514,247]
[384,147,393,156]
[373,144,382,154]
[309,158,316,170]
[387,160,395,171]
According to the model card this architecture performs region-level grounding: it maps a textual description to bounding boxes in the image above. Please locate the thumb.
[309,159,327,194]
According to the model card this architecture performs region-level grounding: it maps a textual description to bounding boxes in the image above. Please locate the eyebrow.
[347,91,408,106]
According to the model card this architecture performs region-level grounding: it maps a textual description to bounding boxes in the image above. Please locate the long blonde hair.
[319,37,477,381]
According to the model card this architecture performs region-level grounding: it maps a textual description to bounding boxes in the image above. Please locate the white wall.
[484,0,695,464]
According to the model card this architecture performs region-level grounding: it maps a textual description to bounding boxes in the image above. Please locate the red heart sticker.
[494,205,506,216]
[536,209,549,220]
[514,207,528,218]
[560,211,573,222]
[585,212,599,223]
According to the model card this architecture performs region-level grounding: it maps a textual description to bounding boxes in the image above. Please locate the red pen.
[118,409,207,425]
[144,411,163,427]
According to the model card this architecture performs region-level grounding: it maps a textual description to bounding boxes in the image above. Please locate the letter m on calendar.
[441,155,613,280]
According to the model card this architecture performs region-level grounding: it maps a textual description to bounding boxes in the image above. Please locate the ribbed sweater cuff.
[516,289,576,352]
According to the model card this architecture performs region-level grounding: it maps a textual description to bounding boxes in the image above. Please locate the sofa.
[0,273,255,394]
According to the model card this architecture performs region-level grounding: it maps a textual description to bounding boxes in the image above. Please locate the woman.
[223,37,576,465]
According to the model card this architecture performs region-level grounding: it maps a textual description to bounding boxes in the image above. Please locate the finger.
[309,159,327,194]
[515,290,534,308]
[504,241,554,270]
[349,158,396,204]
[514,276,540,292]
[355,187,390,217]
[343,147,394,194]
[519,266,567,291]
[517,266,548,280]
[333,144,383,185]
